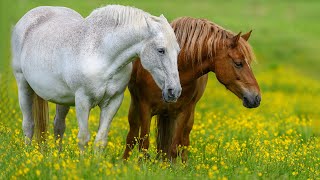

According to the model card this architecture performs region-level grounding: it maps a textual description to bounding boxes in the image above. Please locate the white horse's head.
[140,15,181,103]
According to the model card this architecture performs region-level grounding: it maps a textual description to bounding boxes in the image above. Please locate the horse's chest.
[86,64,132,103]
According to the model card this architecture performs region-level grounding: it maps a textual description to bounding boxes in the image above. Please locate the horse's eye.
[157,48,165,55]
[234,61,243,68]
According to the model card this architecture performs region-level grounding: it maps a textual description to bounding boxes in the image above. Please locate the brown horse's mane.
[171,17,255,65]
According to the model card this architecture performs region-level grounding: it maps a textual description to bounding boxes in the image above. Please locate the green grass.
[1,0,320,179]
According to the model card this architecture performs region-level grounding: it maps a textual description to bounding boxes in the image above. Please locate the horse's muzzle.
[162,86,182,103]
[243,94,261,108]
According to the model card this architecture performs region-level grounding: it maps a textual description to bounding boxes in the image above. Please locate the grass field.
[1,0,319,179]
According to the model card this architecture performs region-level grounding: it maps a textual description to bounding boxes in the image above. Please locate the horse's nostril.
[243,96,249,104]
[168,88,174,97]
[255,95,261,102]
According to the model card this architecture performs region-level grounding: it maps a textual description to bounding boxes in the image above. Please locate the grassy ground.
[1,0,319,179]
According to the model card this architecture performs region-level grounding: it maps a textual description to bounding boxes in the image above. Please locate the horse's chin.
[242,97,260,108]
[164,99,177,103]
[162,91,178,103]
[243,101,255,108]
[162,95,178,103]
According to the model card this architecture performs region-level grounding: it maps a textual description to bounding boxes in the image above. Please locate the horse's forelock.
[238,39,255,64]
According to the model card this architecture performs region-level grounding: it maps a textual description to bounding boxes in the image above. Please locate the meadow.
[0,0,319,179]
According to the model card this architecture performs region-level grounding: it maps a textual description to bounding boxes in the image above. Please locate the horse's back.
[11,6,83,71]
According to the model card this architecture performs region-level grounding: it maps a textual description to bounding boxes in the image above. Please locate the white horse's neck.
[81,19,149,77]
[79,5,153,77]
[101,26,148,75]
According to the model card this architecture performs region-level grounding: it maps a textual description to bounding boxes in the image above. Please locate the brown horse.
[122,17,261,162]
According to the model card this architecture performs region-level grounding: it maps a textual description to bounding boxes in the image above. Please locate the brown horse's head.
[212,31,261,108]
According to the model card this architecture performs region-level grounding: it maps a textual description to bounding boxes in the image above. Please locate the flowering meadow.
[1,0,320,179]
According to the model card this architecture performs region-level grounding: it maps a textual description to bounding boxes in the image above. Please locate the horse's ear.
[231,32,241,48]
[159,14,169,22]
[160,14,166,20]
[241,30,252,41]
[145,16,158,35]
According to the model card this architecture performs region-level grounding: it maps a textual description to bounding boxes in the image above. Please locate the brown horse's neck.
[178,56,213,86]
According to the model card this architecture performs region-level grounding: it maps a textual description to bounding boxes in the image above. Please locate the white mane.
[85,5,150,27]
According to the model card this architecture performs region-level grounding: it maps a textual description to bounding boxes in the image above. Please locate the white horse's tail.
[32,94,49,143]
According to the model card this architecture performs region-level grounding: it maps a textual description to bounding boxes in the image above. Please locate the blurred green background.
[1,0,320,78]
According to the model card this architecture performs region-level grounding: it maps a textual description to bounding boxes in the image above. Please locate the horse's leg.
[138,103,151,157]
[181,104,196,162]
[15,72,35,144]
[169,107,192,161]
[54,104,70,149]
[75,92,91,151]
[94,93,124,152]
[123,100,141,159]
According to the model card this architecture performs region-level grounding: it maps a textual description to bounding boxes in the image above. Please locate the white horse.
[11,5,182,151]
